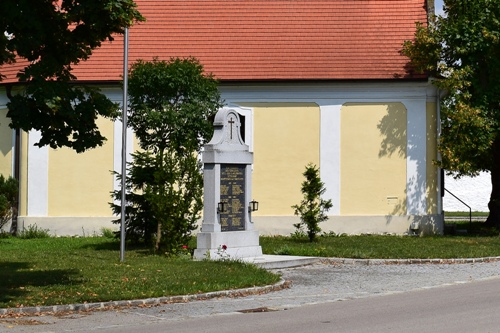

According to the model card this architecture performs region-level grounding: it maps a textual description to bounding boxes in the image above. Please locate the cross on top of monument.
[224,113,241,144]
[204,108,248,150]
[228,116,236,140]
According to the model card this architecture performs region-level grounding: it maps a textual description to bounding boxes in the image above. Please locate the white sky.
[435,0,445,16]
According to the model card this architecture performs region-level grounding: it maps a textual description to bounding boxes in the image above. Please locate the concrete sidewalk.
[243,254,500,269]
[242,255,321,269]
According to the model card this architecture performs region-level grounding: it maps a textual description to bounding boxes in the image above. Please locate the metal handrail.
[444,188,472,226]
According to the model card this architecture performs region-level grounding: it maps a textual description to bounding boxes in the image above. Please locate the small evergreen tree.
[292,164,333,242]
[111,57,223,254]
[0,175,18,231]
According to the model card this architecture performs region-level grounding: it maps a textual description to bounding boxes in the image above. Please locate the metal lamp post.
[120,27,129,262]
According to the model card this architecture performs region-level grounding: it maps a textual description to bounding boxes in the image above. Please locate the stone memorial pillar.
[194,108,263,260]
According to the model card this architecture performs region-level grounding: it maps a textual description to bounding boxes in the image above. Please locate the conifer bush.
[292,164,333,242]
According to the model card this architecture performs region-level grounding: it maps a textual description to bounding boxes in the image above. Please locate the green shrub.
[273,245,293,255]
[292,164,333,242]
[18,224,51,239]
[100,227,116,239]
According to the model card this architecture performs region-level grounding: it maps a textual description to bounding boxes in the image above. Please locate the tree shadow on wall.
[377,103,439,233]
[378,103,407,160]
[0,111,13,160]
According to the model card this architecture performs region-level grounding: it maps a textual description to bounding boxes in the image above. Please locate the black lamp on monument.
[218,201,227,213]
[248,200,259,212]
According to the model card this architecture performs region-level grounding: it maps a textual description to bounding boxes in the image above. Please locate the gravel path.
[2,260,500,332]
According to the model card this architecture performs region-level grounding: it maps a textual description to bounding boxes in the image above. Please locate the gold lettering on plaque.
[231,199,242,214]
[232,185,243,195]
[232,217,241,226]
[220,164,246,231]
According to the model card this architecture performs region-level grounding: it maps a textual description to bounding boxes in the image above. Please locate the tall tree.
[402,0,500,228]
[111,58,223,254]
[0,0,144,152]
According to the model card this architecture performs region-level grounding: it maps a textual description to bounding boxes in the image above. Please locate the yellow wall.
[0,109,12,177]
[48,117,114,216]
[340,103,407,215]
[426,102,438,214]
[245,103,320,215]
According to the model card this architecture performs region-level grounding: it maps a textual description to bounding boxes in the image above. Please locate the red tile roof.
[1,0,428,83]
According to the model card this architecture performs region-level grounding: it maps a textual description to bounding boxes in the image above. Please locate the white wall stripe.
[11,129,15,176]
[113,118,134,198]
[27,131,48,216]
[404,99,427,215]
[319,103,342,215]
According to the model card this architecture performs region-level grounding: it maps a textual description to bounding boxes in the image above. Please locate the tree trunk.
[9,205,18,236]
[154,222,162,253]
[154,149,164,253]
[485,140,500,229]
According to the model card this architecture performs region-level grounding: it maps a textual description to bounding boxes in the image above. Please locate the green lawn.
[261,222,500,259]
[0,237,279,309]
[445,211,489,217]
[260,234,500,259]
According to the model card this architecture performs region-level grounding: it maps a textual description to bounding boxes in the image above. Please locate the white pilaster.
[404,99,427,215]
[319,103,342,215]
[113,118,134,197]
[27,131,48,216]
[11,129,15,175]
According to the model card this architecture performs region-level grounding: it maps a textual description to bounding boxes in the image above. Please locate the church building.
[0,0,443,236]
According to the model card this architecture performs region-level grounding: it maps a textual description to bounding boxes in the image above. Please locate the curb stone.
[321,256,500,265]
[0,278,291,316]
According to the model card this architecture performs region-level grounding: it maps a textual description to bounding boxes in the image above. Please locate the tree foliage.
[111,58,223,254]
[292,164,333,242]
[402,0,500,227]
[403,0,500,175]
[0,0,144,152]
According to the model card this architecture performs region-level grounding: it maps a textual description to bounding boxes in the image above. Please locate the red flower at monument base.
[222,244,227,250]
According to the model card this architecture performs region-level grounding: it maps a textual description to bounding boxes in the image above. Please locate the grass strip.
[261,232,500,259]
[445,211,489,217]
[0,237,279,309]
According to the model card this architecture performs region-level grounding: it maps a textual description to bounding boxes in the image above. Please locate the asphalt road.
[113,277,500,333]
[3,261,500,332]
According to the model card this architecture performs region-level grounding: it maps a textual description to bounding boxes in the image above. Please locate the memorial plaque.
[220,164,246,231]
[194,108,262,260]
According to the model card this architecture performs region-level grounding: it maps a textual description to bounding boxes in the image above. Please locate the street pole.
[120,27,129,262]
